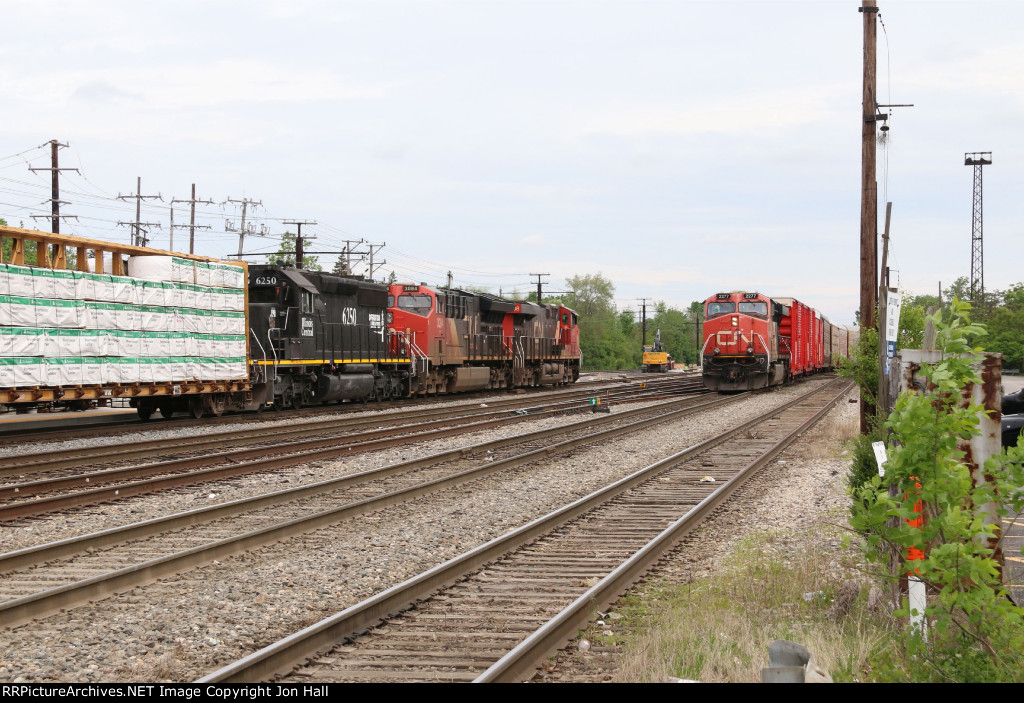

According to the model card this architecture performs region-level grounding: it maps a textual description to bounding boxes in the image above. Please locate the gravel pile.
[0,379,836,683]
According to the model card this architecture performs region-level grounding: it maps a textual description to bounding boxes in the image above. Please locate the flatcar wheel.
[158,404,174,420]
[189,398,204,420]
[137,405,154,422]
[208,395,226,418]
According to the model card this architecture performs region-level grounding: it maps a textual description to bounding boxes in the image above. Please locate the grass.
[608,525,896,682]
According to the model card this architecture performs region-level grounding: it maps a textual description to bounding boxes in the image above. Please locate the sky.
[1,0,1022,326]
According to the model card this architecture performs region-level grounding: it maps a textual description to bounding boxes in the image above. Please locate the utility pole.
[305,240,374,276]
[859,0,879,433]
[638,298,649,346]
[225,197,265,258]
[860,1,879,333]
[366,242,386,281]
[965,152,992,307]
[344,239,369,274]
[530,273,549,302]
[28,140,79,235]
[877,201,893,420]
[117,177,162,247]
[170,185,214,254]
[282,220,317,270]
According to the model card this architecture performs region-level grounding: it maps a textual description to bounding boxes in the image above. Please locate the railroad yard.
[0,372,859,683]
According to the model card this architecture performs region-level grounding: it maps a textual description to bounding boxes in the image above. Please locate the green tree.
[267,231,321,271]
[851,303,1024,681]
[557,272,635,369]
[981,282,1024,371]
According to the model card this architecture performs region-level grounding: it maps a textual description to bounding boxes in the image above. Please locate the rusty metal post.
[965,353,1003,569]
[898,350,1005,579]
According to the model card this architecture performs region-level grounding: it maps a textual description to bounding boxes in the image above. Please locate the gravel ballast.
[0,379,847,683]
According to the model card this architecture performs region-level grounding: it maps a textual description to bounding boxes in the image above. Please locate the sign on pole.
[884,290,902,375]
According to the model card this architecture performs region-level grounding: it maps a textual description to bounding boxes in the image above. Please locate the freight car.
[700,291,854,392]
[0,225,582,418]
[0,225,253,419]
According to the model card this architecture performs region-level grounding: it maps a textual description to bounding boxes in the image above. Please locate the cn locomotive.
[0,225,581,418]
[248,268,581,410]
[700,291,855,392]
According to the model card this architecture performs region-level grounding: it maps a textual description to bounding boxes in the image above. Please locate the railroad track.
[0,378,702,519]
[0,372,677,445]
[199,377,853,683]
[0,387,744,628]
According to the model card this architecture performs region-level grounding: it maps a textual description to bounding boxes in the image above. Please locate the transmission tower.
[965,151,992,306]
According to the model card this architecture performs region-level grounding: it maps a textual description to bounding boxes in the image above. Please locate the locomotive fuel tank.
[313,371,376,402]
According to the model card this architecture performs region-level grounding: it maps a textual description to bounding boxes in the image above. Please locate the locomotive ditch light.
[714,347,721,354]
[747,346,754,354]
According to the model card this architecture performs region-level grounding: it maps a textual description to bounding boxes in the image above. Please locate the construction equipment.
[642,329,675,373]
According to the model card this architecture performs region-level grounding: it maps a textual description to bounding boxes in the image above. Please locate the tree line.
[546,273,702,371]
[887,276,1024,372]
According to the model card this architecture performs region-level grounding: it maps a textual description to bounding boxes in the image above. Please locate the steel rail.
[475,379,853,682]
[197,379,851,683]
[0,377,696,476]
[0,393,745,627]
[0,383,703,518]
[0,391,738,573]
[0,378,693,485]
[0,373,694,444]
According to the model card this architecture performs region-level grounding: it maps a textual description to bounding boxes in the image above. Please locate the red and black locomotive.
[700,291,854,392]
[388,282,580,396]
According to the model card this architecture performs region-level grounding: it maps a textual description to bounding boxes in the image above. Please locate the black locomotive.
[247,264,411,409]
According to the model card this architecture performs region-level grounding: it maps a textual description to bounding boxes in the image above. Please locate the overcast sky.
[1,0,1022,325]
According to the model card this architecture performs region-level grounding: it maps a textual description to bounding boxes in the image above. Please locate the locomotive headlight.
[731,317,738,327]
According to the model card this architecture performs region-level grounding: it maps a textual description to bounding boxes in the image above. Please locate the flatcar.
[700,291,854,392]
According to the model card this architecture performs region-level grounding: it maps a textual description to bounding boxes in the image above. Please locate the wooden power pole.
[860,0,879,432]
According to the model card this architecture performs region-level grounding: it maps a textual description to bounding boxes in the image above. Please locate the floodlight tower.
[965,151,992,307]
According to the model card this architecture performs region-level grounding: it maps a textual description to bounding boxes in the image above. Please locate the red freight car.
[700,291,852,392]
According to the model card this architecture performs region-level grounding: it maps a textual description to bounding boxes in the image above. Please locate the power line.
[116,176,163,247]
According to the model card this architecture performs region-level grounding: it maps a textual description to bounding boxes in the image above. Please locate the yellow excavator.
[642,329,675,373]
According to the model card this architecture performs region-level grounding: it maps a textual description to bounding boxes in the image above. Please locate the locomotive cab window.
[301,291,314,315]
[397,294,432,316]
[737,301,768,317]
[707,301,735,318]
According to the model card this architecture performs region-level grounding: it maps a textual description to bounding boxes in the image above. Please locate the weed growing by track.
[607,524,892,682]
